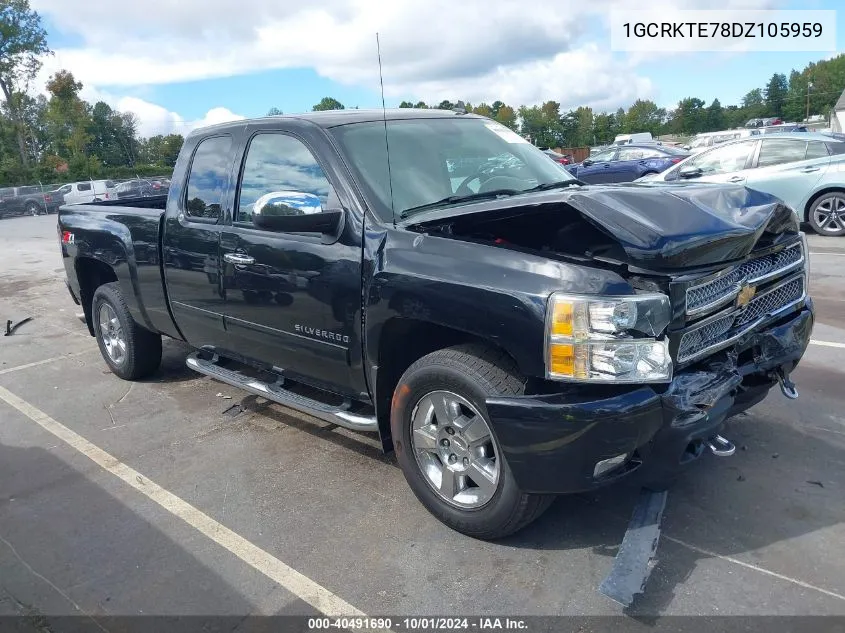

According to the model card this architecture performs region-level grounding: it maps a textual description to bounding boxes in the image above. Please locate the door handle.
[224,253,255,265]
[727,176,745,183]
[603,164,610,168]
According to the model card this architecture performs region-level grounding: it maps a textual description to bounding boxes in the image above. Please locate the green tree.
[764,73,788,117]
[413,101,428,109]
[436,99,454,110]
[705,98,725,131]
[398,101,414,108]
[666,97,706,134]
[592,112,621,145]
[624,99,664,136]
[140,133,184,167]
[312,97,344,111]
[782,70,806,122]
[519,101,564,147]
[493,104,517,130]
[470,102,493,118]
[0,0,50,167]
[44,70,92,162]
[740,88,766,119]
[266,107,283,116]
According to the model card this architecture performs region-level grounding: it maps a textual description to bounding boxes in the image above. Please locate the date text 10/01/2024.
[307,618,529,630]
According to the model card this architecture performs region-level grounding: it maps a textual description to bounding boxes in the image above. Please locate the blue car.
[566,143,690,184]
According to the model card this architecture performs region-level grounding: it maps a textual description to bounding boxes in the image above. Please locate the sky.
[28,0,845,138]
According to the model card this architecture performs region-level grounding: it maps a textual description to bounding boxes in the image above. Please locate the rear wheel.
[25,201,40,216]
[809,192,845,236]
[391,344,554,540]
[92,282,162,380]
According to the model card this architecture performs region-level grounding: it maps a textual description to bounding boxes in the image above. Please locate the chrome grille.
[678,274,806,363]
[685,242,803,315]
[735,276,804,328]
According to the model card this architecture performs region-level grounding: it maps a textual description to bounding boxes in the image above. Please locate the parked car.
[612,132,653,145]
[760,124,809,134]
[565,143,690,183]
[58,110,813,539]
[115,179,155,199]
[746,117,783,128]
[0,185,64,217]
[636,132,845,236]
[540,148,573,165]
[685,129,761,153]
[59,180,119,205]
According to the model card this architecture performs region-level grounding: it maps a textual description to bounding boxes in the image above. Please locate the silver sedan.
[636,132,845,236]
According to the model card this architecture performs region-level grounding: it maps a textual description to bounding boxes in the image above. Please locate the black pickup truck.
[58,109,814,539]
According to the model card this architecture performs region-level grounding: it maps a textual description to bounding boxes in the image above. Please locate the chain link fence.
[0,175,173,219]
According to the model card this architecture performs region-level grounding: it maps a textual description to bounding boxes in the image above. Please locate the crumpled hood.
[563,182,798,269]
[407,181,799,270]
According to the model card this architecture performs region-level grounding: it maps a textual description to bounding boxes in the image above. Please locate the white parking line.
[0,384,379,624]
[810,339,845,349]
[0,350,96,376]
[663,535,845,603]
[809,251,845,256]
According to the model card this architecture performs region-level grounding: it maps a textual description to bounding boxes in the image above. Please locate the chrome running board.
[186,352,378,432]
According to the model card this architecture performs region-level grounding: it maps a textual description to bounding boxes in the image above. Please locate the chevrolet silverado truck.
[58,109,814,539]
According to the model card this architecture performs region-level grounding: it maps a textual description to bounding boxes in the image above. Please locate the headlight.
[545,292,673,383]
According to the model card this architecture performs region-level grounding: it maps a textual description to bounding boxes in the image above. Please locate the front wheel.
[809,192,845,236]
[26,202,40,216]
[391,344,554,540]
[92,282,162,380]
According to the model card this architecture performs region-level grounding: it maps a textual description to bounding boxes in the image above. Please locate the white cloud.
[29,0,790,125]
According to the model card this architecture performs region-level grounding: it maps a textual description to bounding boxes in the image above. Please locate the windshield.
[329,117,577,222]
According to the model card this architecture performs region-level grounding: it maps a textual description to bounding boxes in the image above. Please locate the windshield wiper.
[524,179,585,193]
[399,189,521,219]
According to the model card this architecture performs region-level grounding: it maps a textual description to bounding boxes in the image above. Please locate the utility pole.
[806,81,813,122]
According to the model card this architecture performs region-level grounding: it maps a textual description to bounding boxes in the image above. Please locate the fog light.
[593,453,629,478]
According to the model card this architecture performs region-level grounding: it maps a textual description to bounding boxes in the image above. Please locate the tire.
[25,202,40,216]
[391,344,554,540]
[92,282,162,380]
[808,192,845,236]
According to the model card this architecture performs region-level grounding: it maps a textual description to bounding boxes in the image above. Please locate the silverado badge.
[736,284,756,307]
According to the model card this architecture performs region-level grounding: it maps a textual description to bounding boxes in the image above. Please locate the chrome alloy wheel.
[410,390,500,509]
[814,195,845,233]
[98,303,126,364]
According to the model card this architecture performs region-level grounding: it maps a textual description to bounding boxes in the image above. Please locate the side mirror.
[582,159,594,166]
[252,191,342,234]
[678,166,703,179]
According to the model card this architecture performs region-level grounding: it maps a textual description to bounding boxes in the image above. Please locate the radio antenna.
[376,32,396,227]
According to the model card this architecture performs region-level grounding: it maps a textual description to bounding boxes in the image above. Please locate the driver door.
[670,139,759,185]
[217,129,363,396]
[576,148,618,184]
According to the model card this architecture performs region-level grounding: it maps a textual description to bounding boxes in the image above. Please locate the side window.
[77,183,92,192]
[805,141,829,160]
[59,185,71,194]
[689,141,755,176]
[617,147,645,161]
[591,149,617,162]
[237,133,335,224]
[185,135,232,219]
[757,139,808,168]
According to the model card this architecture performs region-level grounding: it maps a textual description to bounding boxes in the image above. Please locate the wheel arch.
[803,186,845,222]
[372,318,521,452]
[75,257,118,335]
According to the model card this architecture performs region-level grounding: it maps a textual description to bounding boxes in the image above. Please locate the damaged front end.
[413,184,814,492]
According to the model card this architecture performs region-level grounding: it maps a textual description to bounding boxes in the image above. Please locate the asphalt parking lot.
[1,214,844,623]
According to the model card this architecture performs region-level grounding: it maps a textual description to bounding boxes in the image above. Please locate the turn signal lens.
[551,302,573,336]
[549,343,576,376]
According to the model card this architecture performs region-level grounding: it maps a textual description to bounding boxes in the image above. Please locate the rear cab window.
[184,135,233,220]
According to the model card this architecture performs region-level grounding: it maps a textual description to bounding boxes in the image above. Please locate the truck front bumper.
[485,303,814,495]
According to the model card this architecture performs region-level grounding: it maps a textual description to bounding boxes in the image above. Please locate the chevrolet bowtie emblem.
[736,284,756,307]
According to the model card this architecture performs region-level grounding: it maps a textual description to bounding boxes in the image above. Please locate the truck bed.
[58,194,178,341]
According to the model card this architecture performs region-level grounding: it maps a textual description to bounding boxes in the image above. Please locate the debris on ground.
[807,480,824,488]
[772,453,780,459]
[737,475,746,482]
[4,317,33,336]
[599,488,668,607]
[215,393,232,399]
